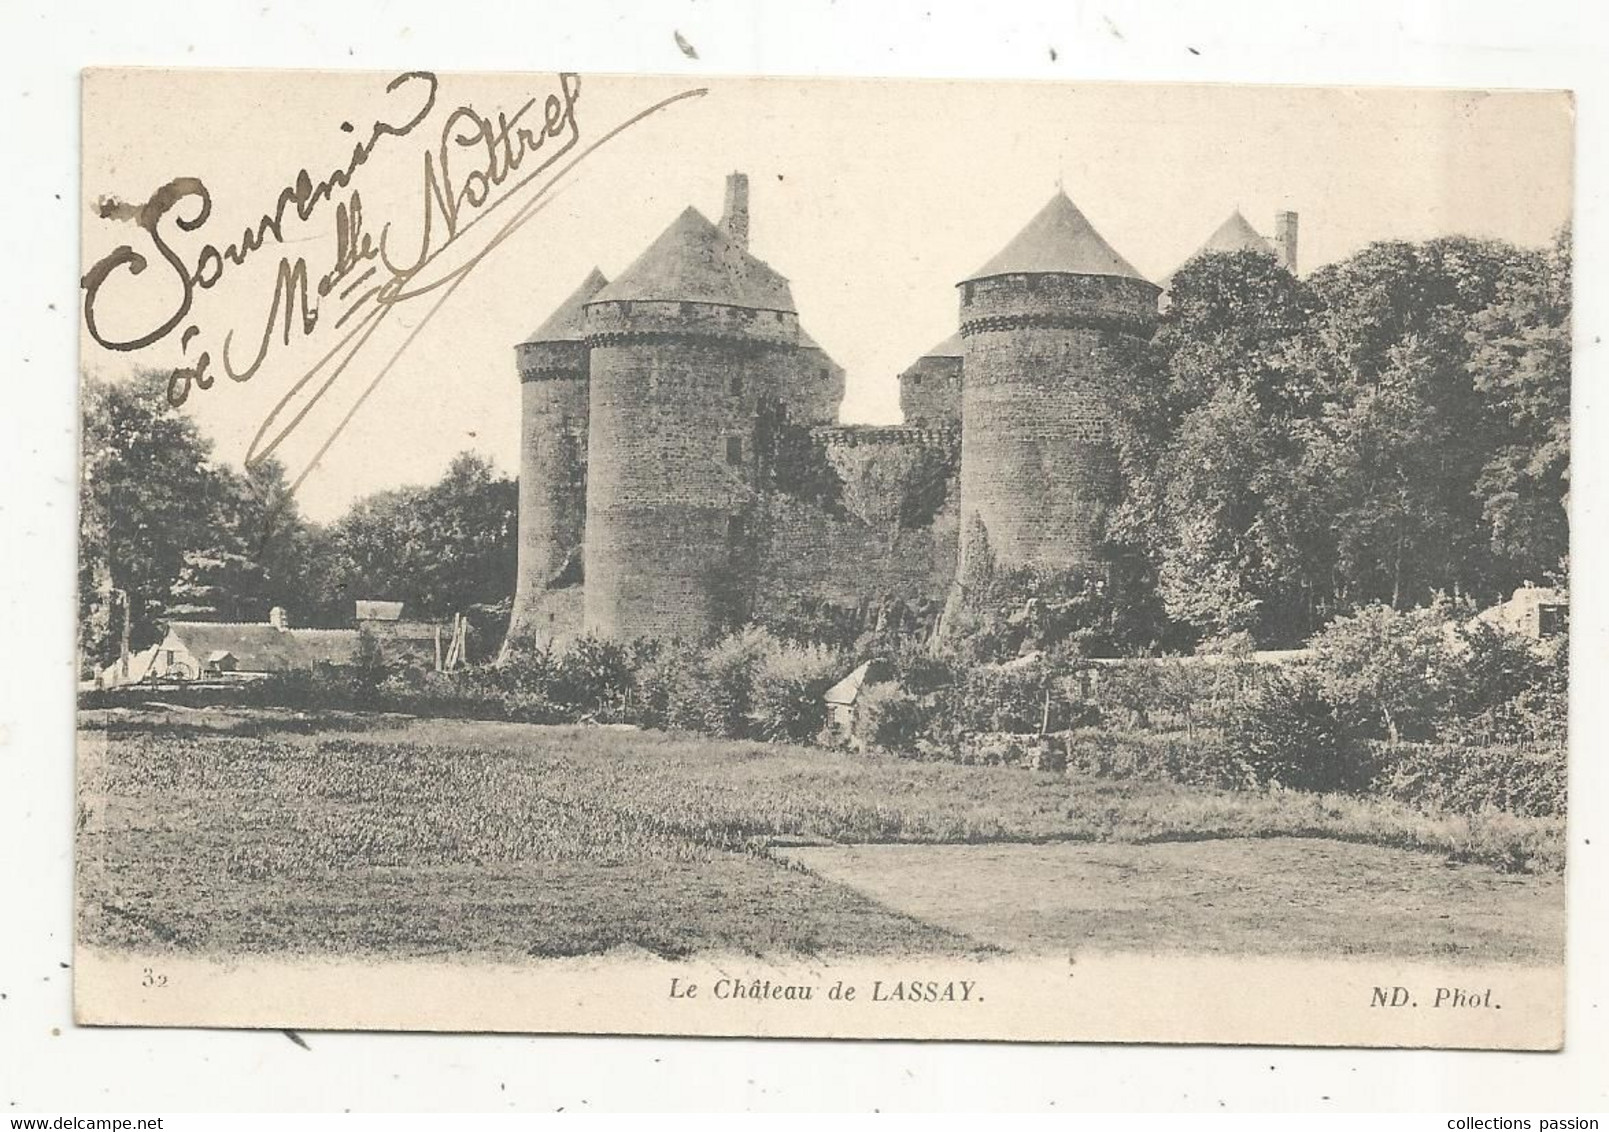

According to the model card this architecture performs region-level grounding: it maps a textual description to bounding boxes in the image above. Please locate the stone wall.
[582,306,796,642]
[898,354,962,426]
[958,272,1159,571]
[503,339,589,654]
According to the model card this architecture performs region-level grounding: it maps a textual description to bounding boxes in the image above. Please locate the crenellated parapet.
[960,272,1159,339]
[516,339,590,382]
[810,424,961,451]
[583,299,800,349]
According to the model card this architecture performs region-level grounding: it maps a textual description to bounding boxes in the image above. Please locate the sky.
[80,71,1574,520]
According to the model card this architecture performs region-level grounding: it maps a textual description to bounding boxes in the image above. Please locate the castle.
[503,174,1297,652]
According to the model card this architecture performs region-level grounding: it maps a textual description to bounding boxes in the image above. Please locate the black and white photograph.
[68,66,1573,1049]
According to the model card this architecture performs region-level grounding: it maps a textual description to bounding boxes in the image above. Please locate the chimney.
[1274,211,1299,274]
[720,172,750,249]
[268,606,288,630]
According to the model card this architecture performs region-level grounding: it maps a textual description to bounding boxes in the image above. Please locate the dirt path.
[778,838,1564,962]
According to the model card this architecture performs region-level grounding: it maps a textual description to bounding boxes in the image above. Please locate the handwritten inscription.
[82,70,707,497]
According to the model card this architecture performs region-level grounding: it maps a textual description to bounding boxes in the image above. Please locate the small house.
[822,658,895,748]
[1475,585,1568,642]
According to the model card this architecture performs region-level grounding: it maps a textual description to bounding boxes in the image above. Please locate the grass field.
[76,706,1566,961]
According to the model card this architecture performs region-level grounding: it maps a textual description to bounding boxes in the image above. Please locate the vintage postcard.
[75,70,1572,1047]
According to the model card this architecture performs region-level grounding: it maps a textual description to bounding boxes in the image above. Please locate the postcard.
[75,69,1572,1047]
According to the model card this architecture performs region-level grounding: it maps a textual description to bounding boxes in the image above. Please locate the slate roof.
[966,191,1148,283]
[1196,210,1277,259]
[1160,210,1279,289]
[822,658,894,705]
[522,268,609,345]
[163,622,362,672]
[591,207,796,313]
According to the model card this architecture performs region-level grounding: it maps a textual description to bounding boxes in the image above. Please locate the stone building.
[956,191,1161,573]
[896,332,962,427]
[504,178,1297,650]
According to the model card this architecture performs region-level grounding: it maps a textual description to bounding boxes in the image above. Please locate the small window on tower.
[729,374,744,396]
[911,375,924,388]
[725,436,744,465]
[819,367,829,381]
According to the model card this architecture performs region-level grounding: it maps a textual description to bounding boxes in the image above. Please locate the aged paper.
[76,69,1573,1047]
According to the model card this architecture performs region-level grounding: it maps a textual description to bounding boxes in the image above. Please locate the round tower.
[582,180,800,643]
[502,268,607,657]
[957,191,1160,573]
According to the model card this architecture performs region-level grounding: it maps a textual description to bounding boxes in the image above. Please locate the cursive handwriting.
[81,71,709,497]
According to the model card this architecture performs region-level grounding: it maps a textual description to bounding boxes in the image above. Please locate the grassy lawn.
[76,707,1565,961]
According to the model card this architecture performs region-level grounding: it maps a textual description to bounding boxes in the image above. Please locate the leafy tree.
[79,371,230,666]
[1308,237,1546,610]
[1466,226,1571,583]
[317,452,518,620]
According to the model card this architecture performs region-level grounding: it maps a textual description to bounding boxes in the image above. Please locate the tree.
[79,371,229,667]
[1466,225,1571,583]
[1120,250,1332,645]
[1308,237,1546,610]
[317,452,518,620]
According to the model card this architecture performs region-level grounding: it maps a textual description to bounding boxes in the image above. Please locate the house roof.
[923,331,963,359]
[100,644,161,686]
[354,599,406,622]
[823,658,893,705]
[522,268,609,345]
[163,622,362,672]
[965,191,1149,284]
[591,207,796,313]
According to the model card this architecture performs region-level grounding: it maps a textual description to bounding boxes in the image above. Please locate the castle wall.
[753,496,958,625]
[504,339,589,654]
[784,345,846,425]
[583,302,799,643]
[753,425,960,637]
[958,272,1158,571]
[898,354,962,426]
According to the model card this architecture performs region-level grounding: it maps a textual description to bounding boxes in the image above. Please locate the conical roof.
[523,268,609,344]
[965,191,1148,283]
[1160,211,1279,290]
[591,207,795,312]
[1195,210,1276,258]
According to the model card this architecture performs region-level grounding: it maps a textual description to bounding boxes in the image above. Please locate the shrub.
[550,634,636,722]
[1305,601,1461,743]
[1367,740,1566,817]
[1060,728,1251,789]
[854,684,938,752]
[750,641,844,742]
[957,657,1088,735]
[1226,670,1357,791]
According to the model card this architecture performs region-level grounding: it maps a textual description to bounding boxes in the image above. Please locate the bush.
[1059,728,1251,789]
[1226,670,1357,791]
[957,657,1091,734]
[854,684,948,753]
[1367,740,1566,817]
[750,641,844,742]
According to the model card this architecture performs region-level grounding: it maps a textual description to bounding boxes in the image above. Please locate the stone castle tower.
[581,174,806,642]
[956,191,1161,573]
[502,267,606,655]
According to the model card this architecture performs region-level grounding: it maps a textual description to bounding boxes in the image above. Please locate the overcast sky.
[81,71,1572,521]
